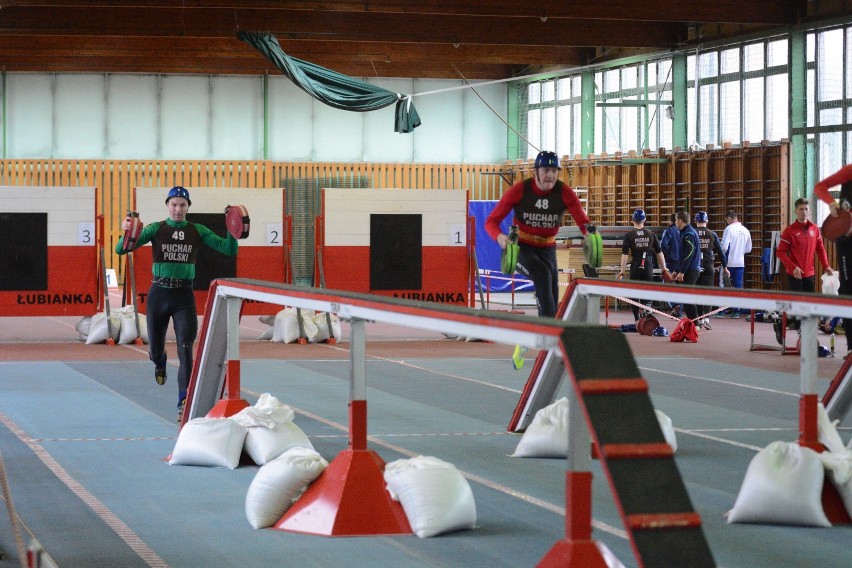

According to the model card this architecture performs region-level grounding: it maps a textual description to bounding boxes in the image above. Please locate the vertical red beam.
[565,471,593,541]
[349,399,368,450]
[226,359,240,399]
[798,393,821,451]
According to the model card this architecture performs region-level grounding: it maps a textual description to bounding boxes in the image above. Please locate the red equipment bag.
[822,209,852,242]
[670,317,699,343]
[225,205,250,239]
[121,211,143,252]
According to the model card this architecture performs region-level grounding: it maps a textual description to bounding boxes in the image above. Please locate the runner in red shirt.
[486,150,594,369]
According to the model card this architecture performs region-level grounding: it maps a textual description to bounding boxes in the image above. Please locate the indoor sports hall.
[3,3,852,568]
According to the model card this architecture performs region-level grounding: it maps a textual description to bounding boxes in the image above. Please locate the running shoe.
[154,365,167,386]
[512,344,528,370]
[702,319,712,331]
[177,398,186,423]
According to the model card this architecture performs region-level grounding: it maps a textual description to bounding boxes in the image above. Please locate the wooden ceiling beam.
[0,35,592,66]
[0,34,592,78]
[0,7,685,48]
[0,0,804,26]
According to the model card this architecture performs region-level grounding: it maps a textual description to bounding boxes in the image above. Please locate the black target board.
[186,213,237,290]
[370,214,422,291]
[0,212,48,291]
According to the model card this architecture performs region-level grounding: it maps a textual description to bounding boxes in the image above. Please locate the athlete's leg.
[171,287,199,398]
[145,285,170,370]
[517,246,558,318]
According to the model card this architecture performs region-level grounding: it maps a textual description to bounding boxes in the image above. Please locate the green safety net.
[237,31,422,133]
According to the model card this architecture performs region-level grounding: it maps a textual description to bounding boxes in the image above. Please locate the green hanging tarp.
[237,31,421,133]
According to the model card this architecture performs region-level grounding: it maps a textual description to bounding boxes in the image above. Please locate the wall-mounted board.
[320,188,469,304]
[131,187,285,315]
[0,186,98,316]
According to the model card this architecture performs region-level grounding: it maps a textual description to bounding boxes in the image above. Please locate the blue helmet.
[165,186,191,206]
[632,209,646,222]
[694,210,709,223]
[534,150,561,170]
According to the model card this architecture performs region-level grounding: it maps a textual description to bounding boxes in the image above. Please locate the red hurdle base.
[798,393,852,524]
[538,540,610,568]
[206,398,250,418]
[275,399,412,537]
[274,447,412,536]
[205,360,250,418]
[538,471,610,568]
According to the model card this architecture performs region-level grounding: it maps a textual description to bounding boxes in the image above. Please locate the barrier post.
[276,317,412,536]
[206,297,249,418]
[538,340,615,568]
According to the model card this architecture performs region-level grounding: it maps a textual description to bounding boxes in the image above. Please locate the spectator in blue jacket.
[671,210,702,324]
[660,212,683,316]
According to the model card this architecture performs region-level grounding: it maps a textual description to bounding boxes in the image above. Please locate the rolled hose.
[501,242,520,275]
[583,231,603,269]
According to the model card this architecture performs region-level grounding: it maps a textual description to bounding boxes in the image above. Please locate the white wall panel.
[2,72,508,163]
[463,82,507,162]
[411,79,464,162]
[211,76,262,160]
[106,75,159,159]
[7,74,53,158]
[160,75,210,159]
[0,186,95,245]
[324,188,467,246]
[363,78,415,162]
[266,76,313,161]
[54,75,106,159]
[313,99,363,162]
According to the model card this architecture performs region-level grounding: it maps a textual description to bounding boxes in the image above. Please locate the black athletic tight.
[516,245,560,318]
[146,285,198,397]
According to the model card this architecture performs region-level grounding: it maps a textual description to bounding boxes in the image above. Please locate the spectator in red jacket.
[774,197,834,344]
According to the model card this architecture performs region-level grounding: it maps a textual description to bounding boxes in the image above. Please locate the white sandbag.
[655,409,677,453]
[312,312,342,343]
[117,306,148,344]
[271,308,318,343]
[231,393,295,429]
[231,394,314,465]
[301,314,319,343]
[258,314,276,326]
[85,311,121,344]
[245,447,328,529]
[384,455,476,538]
[511,397,568,458]
[75,315,92,338]
[169,417,248,469]
[242,422,315,465]
[817,402,847,454]
[822,272,841,295]
[726,441,830,527]
[815,402,852,517]
[257,326,273,341]
[271,308,300,343]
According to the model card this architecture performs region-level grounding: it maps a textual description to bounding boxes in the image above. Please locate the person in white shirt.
[720,209,752,316]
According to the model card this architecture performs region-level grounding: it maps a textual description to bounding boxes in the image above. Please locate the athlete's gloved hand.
[584,223,597,234]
